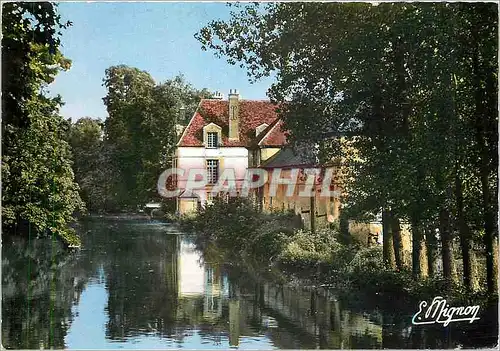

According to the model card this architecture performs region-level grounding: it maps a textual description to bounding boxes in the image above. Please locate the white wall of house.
[175,146,249,204]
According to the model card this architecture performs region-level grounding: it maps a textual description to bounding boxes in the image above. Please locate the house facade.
[174,90,285,214]
[171,89,408,251]
[173,89,342,232]
[254,147,341,230]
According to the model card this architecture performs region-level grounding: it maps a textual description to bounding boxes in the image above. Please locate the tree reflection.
[103,225,180,339]
[2,235,94,349]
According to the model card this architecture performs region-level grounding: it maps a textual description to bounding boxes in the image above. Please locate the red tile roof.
[257,119,288,147]
[177,99,287,147]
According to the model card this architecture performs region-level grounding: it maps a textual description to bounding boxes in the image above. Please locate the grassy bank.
[180,198,496,309]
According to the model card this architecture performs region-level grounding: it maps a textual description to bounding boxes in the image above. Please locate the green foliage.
[191,201,493,304]
[348,246,384,274]
[188,196,299,262]
[279,228,341,265]
[2,2,72,131]
[197,2,498,292]
[193,197,261,251]
[102,66,210,210]
[69,117,116,213]
[2,3,84,246]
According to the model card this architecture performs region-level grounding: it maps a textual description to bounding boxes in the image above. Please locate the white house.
[173,90,286,214]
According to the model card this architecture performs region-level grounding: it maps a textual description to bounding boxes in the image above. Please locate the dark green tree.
[69,117,116,212]
[102,65,210,210]
[2,2,84,245]
[196,2,498,290]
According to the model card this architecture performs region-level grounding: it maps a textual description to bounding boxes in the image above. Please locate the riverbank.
[87,212,151,220]
[179,197,498,311]
[62,212,171,248]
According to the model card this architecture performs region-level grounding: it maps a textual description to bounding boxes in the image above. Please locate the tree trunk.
[455,173,473,291]
[492,239,499,295]
[470,249,479,291]
[339,212,351,245]
[439,209,453,285]
[425,225,437,277]
[481,169,496,295]
[391,215,404,270]
[471,18,498,295]
[411,219,427,279]
[382,209,396,269]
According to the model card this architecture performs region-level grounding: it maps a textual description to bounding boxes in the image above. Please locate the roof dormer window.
[256,123,269,137]
[207,132,218,148]
[203,123,222,148]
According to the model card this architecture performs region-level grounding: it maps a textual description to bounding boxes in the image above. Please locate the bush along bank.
[180,197,298,264]
[180,197,496,310]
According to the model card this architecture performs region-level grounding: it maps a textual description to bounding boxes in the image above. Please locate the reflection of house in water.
[177,239,241,345]
[177,239,229,320]
[203,266,224,320]
[178,240,205,296]
[177,240,229,297]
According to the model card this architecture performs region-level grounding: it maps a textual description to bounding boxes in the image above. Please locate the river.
[2,217,498,349]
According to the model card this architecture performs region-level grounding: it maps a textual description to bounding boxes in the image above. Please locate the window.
[207,132,218,148]
[255,123,269,137]
[203,123,221,148]
[207,160,219,184]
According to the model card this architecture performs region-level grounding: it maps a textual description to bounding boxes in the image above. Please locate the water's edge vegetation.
[179,198,498,314]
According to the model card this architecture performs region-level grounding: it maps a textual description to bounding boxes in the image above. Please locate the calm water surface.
[2,218,498,349]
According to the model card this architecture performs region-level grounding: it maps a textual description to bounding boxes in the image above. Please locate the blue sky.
[49,2,275,121]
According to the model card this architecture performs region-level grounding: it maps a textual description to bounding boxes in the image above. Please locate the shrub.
[188,197,299,260]
[348,246,384,274]
[278,228,342,266]
[247,230,291,262]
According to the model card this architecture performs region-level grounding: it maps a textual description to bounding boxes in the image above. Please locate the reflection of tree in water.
[2,235,97,349]
[381,303,498,349]
[221,264,385,349]
[102,223,180,339]
[2,218,182,348]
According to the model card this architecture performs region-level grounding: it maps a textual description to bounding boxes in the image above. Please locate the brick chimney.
[228,89,240,141]
[212,91,224,100]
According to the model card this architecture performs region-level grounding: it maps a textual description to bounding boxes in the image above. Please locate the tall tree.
[2,2,84,245]
[196,2,498,289]
[102,66,210,210]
